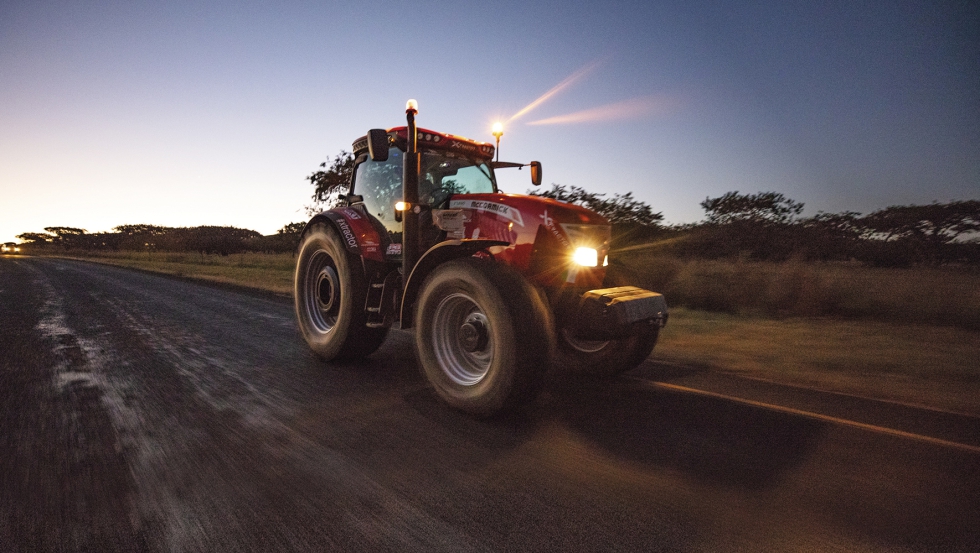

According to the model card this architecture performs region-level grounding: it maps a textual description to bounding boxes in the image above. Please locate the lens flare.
[527,95,681,126]
[505,59,603,124]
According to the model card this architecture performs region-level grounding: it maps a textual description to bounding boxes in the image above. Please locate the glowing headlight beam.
[505,59,603,124]
[527,95,681,126]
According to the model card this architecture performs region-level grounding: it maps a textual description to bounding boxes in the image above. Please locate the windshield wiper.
[465,155,495,188]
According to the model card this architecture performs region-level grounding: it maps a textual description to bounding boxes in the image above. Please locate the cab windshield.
[352,147,496,241]
[420,150,496,205]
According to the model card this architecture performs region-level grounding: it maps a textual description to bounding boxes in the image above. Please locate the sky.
[1,0,978,243]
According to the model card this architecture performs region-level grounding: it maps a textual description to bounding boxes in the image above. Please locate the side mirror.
[367,129,389,162]
[529,161,542,186]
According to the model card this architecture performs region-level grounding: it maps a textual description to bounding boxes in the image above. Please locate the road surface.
[1,257,978,552]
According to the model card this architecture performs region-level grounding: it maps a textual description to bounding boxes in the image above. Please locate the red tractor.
[295,101,667,416]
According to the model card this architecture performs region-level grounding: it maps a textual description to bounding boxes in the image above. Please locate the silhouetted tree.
[16,232,55,245]
[858,201,980,265]
[307,150,354,215]
[676,192,807,261]
[43,227,88,250]
[113,224,169,236]
[111,224,171,250]
[529,184,664,226]
[245,221,307,254]
[860,201,980,243]
[277,222,306,235]
[182,226,262,255]
[700,191,804,225]
[798,211,864,261]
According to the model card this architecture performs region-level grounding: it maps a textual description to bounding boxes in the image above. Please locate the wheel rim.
[560,328,609,354]
[304,250,340,333]
[431,292,493,386]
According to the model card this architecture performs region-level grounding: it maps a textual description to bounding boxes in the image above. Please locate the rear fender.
[399,239,508,329]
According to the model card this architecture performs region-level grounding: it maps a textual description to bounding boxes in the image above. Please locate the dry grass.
[655,308,980,415]
[614,251,980,330]
[57,251,296,294]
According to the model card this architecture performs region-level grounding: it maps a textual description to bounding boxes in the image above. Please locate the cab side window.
[352,148,404,241]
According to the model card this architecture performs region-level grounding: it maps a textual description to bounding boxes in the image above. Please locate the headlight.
[572,247,599,267]
[561,224,610,268]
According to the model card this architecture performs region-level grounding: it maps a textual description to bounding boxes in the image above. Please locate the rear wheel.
[294,222,388,360]
[415,258,551,416]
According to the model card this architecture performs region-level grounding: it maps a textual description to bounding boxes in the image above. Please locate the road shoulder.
[634,361,980,451]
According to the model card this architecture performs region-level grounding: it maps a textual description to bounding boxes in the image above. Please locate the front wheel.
[554,325,660,377]
[415,258,552,416]
[294,222,388,360]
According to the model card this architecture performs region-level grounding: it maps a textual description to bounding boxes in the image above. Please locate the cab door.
[351,149,405,256]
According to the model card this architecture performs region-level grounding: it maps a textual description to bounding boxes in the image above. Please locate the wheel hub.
[316,266,340,312]
[431,293,494,386]
[458,315,489,353]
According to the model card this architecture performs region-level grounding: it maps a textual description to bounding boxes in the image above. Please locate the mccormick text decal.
[449,200,524,227]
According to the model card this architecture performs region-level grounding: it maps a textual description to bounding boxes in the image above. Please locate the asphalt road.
[2,256,978,552]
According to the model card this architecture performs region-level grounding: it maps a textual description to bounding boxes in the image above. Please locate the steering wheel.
[423,186,453,209]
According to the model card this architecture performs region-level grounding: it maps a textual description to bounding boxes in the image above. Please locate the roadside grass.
[50,250,980,415]
[655,309,980,416]
[55,250,296,294]
[614,250,980,331]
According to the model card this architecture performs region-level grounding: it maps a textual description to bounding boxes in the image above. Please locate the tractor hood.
[438,193,611,288]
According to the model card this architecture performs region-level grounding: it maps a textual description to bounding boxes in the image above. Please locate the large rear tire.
[294,223,388,360]
[414,258,552,416]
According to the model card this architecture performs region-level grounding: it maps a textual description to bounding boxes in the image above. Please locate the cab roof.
[352,127,495,161]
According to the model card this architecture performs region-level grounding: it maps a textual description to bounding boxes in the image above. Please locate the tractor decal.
[321,209,385,262]
[539,209,571,249]
[449,199,525,227]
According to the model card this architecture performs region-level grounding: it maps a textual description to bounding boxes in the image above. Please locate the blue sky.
[1,0,977,242]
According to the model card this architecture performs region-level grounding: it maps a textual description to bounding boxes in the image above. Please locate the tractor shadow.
[536,362,827,490]
[402,358,825,491]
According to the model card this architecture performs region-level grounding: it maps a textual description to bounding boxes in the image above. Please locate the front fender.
[303,207,385,262]
[399,239,508,329]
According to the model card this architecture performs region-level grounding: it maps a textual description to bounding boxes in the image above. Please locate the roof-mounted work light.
[492,122,503,162]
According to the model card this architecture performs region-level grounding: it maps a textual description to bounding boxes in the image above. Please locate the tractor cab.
[347,127,501,254]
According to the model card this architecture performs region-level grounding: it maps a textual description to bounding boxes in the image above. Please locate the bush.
[614,250,980,330]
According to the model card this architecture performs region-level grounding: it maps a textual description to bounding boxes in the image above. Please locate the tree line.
[17,192,980,267]
[15,146,979,268]
[16,223,306,256]
[531,186,980,267]
[308,150,980,267]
